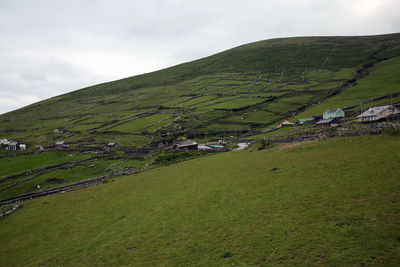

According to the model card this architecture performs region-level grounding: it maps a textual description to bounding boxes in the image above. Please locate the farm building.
[357,105,400,122]
[173,140,198,151]
[197,145,213,151]
[107,142,116,148]
[277,120,294,128]
[7,141,19,151]
[0,139,9,147]
[19,144,26,150]
[55,141,68,149]
[315,118,341,127]
[208,144,225,149]
[323,108,345,120]
[296,118,314,125]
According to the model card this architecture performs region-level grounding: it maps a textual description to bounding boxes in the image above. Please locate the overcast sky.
[0,0,399,114]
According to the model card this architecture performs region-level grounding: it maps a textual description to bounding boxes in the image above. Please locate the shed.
[19,144,26,150]
[323,108,345,120]
[357,105,400,122]
[8,141,19,151]
[173,140,198,151]
[107,142,116,148]
[0,139,9,147]
[209,144,224,149]
[315,118,340,127]
[296,118,314,125]
[55,141,67,149]
[277,120,294,128]
[197,145,213,151]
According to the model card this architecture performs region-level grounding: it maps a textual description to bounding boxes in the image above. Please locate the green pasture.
[296,57,400,118]
[110,114,172,133]
[0,152,90,180]
[1,135,399,265]
[205,97,266,110]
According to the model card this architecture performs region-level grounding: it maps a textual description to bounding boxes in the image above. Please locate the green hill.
[1,33,400,147]
[1,33,400,266]
[1,134,399,265]
[1,33,400,202]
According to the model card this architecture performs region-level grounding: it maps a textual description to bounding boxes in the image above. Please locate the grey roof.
[0,139,9,144]
[357,105,393,117]
[55,141,65,145]
[316,118,337,124]
[324,108,342,114]
[197,145,212,150]
[175,140,197,146]
[108,142,116,146]
[8,141,18,146]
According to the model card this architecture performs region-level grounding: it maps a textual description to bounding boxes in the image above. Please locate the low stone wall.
[0,203,23,219]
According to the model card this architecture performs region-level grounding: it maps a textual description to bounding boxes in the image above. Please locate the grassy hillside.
[1,33,400,201]
[1,134,399,265]
[1,33,400,148]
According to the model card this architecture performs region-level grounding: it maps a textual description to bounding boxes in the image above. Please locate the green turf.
[296,57,400,118]
[0,135,399,265]
[0,152,90,180]
[110,114,173,133]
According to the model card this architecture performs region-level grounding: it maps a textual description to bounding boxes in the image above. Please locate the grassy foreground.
[1,135,399,266]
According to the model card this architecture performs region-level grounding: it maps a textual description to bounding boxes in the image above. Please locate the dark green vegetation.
[1,33,400,147]
[1,135,399,265]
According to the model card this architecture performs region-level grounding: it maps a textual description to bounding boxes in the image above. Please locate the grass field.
[296,57,400,118]
[1,32,400,267]
[0,135,399,265]
[0,152,90,180]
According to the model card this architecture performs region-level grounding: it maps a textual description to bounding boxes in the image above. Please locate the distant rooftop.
[175,140,197,147]
[357,105,393,117]
[324,108,342,114]
[316,118,337,124]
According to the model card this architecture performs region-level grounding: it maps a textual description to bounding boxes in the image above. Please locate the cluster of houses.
[54,141,116,150]
[0,139,26,151]
[278,104,400,128]
[171,139,226,152]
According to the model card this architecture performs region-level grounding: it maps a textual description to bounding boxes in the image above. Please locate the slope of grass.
[297,56,400,118]
[0,152,90,180]
[1,33,400,147]
[0,135,399,266]
[1,33,400,201]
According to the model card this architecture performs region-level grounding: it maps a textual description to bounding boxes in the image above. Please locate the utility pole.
[292,112,296,128]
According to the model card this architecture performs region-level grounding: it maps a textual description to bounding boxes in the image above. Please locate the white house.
[7,141,19,151]
[357,105,400,122]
